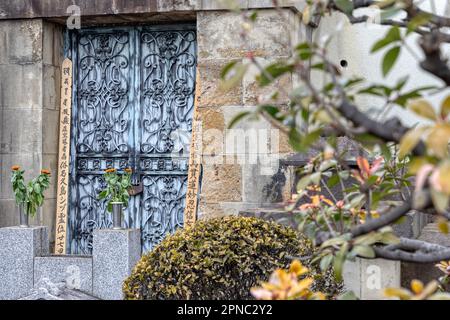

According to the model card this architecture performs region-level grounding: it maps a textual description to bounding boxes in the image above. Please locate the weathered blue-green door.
[66,25,197,254]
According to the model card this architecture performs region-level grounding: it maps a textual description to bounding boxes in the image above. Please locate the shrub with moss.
[123,216,341,300]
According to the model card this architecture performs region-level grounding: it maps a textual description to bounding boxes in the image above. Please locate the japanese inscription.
[54,58,73,254]
[184,69,201,228]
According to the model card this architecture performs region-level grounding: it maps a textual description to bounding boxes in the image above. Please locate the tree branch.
[374,246,450,263]
[350,200,412,237]
[420,32,450,86]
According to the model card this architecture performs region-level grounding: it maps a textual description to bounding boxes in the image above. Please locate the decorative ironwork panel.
[67,25,197,254]
[76,32,132,155]
[138,28,197,250]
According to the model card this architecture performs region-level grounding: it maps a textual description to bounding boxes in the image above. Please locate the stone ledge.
[0,0,305,20]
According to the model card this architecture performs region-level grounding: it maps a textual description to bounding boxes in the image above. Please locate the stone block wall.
[196,8,303,219]
[0,19,62,244]
[0,2,306,242]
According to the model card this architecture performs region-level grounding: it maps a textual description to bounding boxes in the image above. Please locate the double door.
[67,25,197,254]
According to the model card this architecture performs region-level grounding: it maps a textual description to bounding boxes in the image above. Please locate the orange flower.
[105,168,116,173]
[352,156,383,184]
[124,168,133,173]
[11,165,20,171]
[41,169,51,175]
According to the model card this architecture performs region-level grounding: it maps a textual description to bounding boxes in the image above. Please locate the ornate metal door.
[66,25,197,254]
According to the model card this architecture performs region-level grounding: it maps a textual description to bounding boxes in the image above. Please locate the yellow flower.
[289,260,309,276]
[250,260,325,300]
[105,168,116,173]
[124,168,133,173]
[384,280,449,300]
[41,169,51,175]
[436,261,450,275]
[11,165,20,171]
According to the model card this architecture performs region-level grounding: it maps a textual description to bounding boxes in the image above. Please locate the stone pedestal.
[343,258,401,300]
[0,226,49,299]
[92,229,141,300]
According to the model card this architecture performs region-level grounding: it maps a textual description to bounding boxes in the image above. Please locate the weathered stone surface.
[400,222,450,287]
[0,199,16,226]
[0,0,303,20]
[200,163,242,203]
[20,278,99,300]
[43,65,61,110]
[5,19,43,64]
[197,59,243,107]
[343,258,401,300]
[242,57,292,105]
[197,202,227,220]
[0,108,42,154]
[392,210,431,238]
[42,109,60,154]
[0,64,43,109]
[34,255,93,294]
[198,10,293,60]
[92,228,141,300]
[240,207,298,228]
[41,199,56,247]
[0,226,49,300]
[417,222,450,247]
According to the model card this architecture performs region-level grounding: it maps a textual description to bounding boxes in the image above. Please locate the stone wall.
[195,8,302,219]
[0,2,305,240]
[0,19,62,244]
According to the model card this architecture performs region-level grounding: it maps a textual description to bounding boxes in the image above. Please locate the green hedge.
[123,216,341,299]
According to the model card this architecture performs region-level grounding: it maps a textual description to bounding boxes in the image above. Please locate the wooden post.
[183,69,202,228]
[54,58,73,254]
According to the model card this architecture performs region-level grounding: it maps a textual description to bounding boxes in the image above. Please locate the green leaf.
[371,27,401,53]
[333,242,349,282]
[320,255,333,271]
[408,99,437,121]
[431,189,449,213]
[398,127,427,159]
[256,62,293,86]
[382,46,400,77]
[296,174,311,191]
[335,0,354,14]
[219,62,248,91]
[296,42,312,60]
[440,95,450,119]
[351,245,375,258]
[228,111,251,129]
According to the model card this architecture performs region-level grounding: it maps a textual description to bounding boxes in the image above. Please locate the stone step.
[418,222,450,247]
[402,222,450,289]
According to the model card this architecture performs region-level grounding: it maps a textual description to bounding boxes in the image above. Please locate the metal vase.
[111,202,123,230]
[19,203,29,228]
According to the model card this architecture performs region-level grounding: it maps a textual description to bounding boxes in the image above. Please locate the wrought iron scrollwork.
[68,26,196,255]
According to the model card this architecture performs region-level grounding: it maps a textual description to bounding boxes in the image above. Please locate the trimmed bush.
[123,216,341,300]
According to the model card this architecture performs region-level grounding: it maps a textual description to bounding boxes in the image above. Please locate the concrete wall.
[313,2,450,127]
[0,19,62,243]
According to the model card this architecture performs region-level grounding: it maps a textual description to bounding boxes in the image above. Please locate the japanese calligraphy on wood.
[183,69,201,228]
[54,58,73,254]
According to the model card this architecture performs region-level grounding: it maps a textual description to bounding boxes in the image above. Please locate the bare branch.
[350,200,412,237]
[374,246,450,263]
[420,32,450,86]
